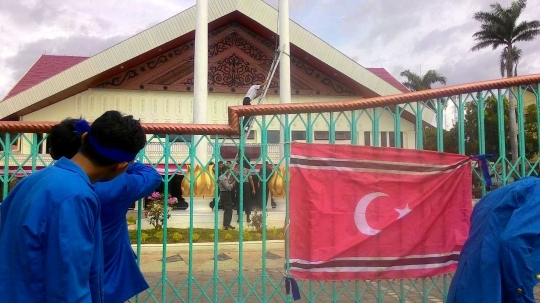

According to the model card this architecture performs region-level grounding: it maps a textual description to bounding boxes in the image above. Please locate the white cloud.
[0,0,192,99]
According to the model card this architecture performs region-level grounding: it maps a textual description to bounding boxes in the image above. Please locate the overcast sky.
[0,0,539,102]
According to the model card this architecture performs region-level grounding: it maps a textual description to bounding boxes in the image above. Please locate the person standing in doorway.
[242,80,267,130]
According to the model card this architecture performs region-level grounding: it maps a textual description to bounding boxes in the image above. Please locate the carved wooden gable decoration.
[95,22,357,96]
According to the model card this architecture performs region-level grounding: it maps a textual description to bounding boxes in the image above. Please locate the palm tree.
[400,70,447,111]
[471,0,540,165]
[400,70,447,92]
[500,47,522,77]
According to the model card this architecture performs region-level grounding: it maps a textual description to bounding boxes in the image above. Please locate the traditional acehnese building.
[0,0,434,224]
[0,0,433,162]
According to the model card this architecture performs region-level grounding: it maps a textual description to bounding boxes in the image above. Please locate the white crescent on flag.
[354,192,387,235]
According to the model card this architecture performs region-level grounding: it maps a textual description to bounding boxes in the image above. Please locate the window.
[335,131,351,140]
[32,133,50,154]
[380,131,388,147]
[364,131,371,146]
[0,133,20,152]
[314,131,351,140]
[157,134,193,142]
[389,132,395,147]
[291,131,306,141]
[210,131,256,140]
[388,132,405,148]
[267,130,280,144]
[314,131,328,140]
[363,132,405,147]
[388,132,405,147]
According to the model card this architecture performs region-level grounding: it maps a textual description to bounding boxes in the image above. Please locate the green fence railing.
[1,75,539,302]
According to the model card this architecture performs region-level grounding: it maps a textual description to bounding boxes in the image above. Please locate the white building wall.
[20,88,417,160]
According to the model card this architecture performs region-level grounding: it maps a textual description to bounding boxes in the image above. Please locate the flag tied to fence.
[289,142,472,280]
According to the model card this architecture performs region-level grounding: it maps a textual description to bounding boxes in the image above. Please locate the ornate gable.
[95,22,357,97]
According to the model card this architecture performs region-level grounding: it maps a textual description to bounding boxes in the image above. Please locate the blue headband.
[75,119,137,163]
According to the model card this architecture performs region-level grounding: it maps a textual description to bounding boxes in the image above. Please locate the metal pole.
[194,0,208,164]
[279,0,291,157]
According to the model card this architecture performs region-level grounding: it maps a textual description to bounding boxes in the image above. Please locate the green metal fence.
[1,77,539,302]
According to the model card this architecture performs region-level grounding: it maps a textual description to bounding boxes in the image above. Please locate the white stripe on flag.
[289,163,462,176]
[289,260,458,273]
[289,251,461,264]
[290,154,453,168]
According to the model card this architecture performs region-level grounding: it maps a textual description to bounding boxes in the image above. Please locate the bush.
[127,216,136,225]
[249,209,267,232]
[172,232,183,242]
[155,231,164,242]
[141,233,149,243]
[129,228,285,244]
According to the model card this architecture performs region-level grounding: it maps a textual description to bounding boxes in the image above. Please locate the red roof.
[3,55,408,101]
[366,68,410,94]
[3,55,88,101]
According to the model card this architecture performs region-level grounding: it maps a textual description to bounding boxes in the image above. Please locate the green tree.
[400,70,447,92]
[471,0,540,165]
[423,125,459,154]
[424,97,539,159]
[524,104,539,159]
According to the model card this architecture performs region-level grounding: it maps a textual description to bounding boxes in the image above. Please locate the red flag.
[288,142,472,280]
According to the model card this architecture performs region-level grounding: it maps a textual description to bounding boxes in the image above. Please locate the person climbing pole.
[242,80,268,130]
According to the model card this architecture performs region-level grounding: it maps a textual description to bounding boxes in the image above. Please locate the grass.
[129,227,285,244]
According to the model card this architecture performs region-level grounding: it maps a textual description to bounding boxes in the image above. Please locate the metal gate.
[1,75,539,302]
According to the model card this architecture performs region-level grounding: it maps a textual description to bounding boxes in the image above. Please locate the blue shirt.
[448,177,540,303]
[0,157,103,302]
[96,162,161,303]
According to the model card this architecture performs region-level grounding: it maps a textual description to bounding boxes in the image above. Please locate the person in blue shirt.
[448,177,540,303]
[0,110,147,303]
[48,117,162,303]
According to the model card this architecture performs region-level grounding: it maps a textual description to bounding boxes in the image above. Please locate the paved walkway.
[129,242,453,303]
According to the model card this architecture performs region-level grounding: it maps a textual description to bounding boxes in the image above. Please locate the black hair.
[79,110,146,167]
[243,157,251,170]
[49,117,83,160]
[219,166,228,176]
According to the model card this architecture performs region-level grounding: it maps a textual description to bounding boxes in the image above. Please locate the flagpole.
[279,0,291,159]
[191,0,208,301]
[193,0,208,165]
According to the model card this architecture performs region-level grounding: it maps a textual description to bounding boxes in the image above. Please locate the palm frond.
[513,28,540,42]
[400,70,424,91]
[422,70,447,88]
[513,20,540,36]
[401,82,415,91]
[471,39,505,51]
